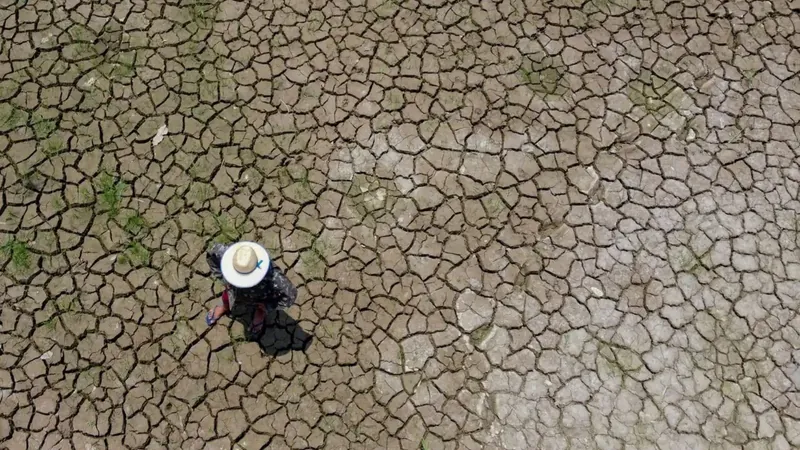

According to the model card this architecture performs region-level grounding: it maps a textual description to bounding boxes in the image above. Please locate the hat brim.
[220,242,271,288]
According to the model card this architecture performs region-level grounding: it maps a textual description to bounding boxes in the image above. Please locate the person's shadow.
[230,305,313,356]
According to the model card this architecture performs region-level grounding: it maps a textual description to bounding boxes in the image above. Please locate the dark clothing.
[206,244,297,310]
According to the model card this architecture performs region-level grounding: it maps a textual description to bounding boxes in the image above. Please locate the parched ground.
[3,0,800,449]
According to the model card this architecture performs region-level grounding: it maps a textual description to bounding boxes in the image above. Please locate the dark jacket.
[206,244,297,310]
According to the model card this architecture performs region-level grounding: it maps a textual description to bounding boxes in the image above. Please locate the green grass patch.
[19,171,43,192]
[305,238,326,261]
[212,214,243,243]
[40,316,59,331]
[30,112,57,139]
[742,69,758,80]
[470,324,493,346]
[68,24,96,42]
[52,196,66,211]
[106,61,135,80]
[1,238,31,272]
[55,296,78,313]
[518,55,569,97]
[482,194,506,217]
[589,0,611,13]
[185,0,218,29]
[0,103,27,131]
[628,84,666,116]
[95,173,127,217]
[0,80,18,100]
[123,211,149,236]
[275,166,292,186]
[626,72,677,118]
[71,42,99,60]
[196,183,215,202]
[78,186,94,203]
[295,167,311,188]
[300,238,328,278]
[674,247,708,275]
[41,136,66,157]
[119,241,150,267]
[584,0,634,14]
[75,367,102,391]
[741,69,758,88]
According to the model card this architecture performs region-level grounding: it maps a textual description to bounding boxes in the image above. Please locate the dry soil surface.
[2,0,800,449]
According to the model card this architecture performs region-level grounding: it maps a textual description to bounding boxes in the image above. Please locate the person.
[205,241,297,337]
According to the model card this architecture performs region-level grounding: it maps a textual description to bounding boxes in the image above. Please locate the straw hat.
[220,242,270,288]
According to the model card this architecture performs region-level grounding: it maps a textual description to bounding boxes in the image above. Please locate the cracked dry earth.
[5,0,800,449]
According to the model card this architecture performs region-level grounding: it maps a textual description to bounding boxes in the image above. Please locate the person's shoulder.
[208,243,230,254]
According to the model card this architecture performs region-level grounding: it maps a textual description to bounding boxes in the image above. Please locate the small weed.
[30,112,57,139]
[306,19,322,32]
[199,82,217,100]
[38,231,57,249]
[297,168,311,188]
[0,104,27,131]
[183,41,200,55]
[55,296,78,313]
[79,186,93,203]
[68,25,96,42]
[119,241,150,267]
[231,330,248,347]
[212,214,242,243]
[482,195,506,217]
[275,167,292,186]
[627,75,673,118]
[598,350,624,378]
[675,248,706,273]
[40,317,59,331]
[95,173,127,217]
[41,136,65,157]
[76,367,102,391]
[300,240,327,278]
[229,343,246,357]
[20,171,43,192]
[470,324,492,346]
[376,0,399,13]
[72,42,98,59]
[220,349,236,363]
[741,69,758,87]
[1,238,31,271]
[186,0,218,29]
[628,88,665,117]
[420,439,430,450]
[727,128,744,143]
[301,238,326,266]
[106,61,135,80]
[52,196,65,210]
[123,212,148,236]
[742,69,758,80]
[0,80,18,99]
[590,0,611,12]
[317,322,337,342]
[518,56,568,97]
[190,183,215,204]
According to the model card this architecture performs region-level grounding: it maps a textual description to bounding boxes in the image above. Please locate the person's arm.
[206,244,229,279]
[269,266,297,308]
